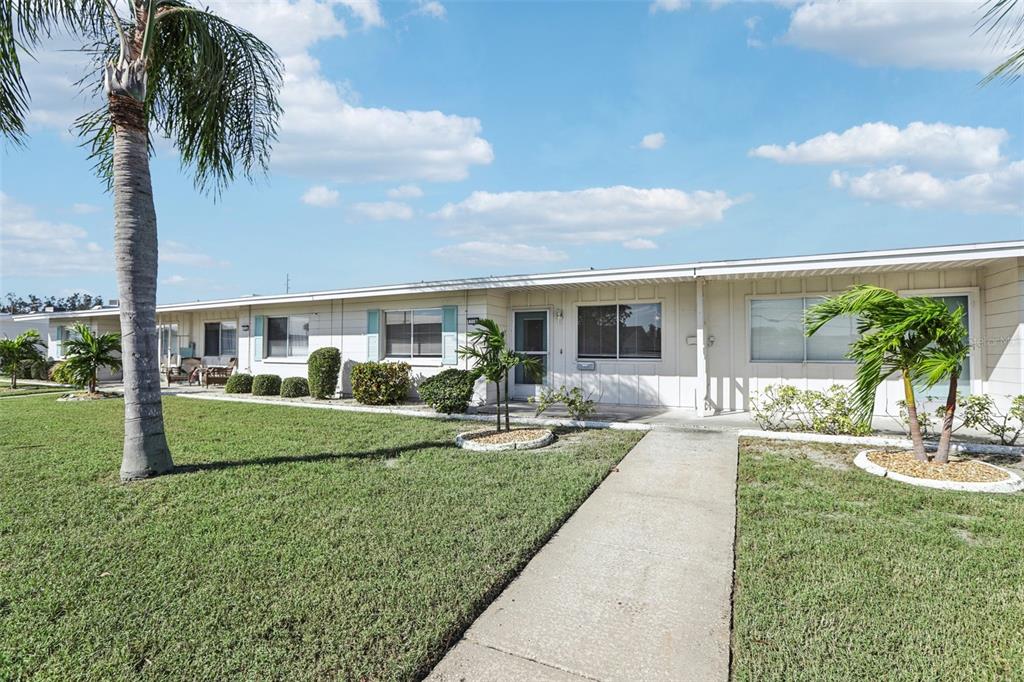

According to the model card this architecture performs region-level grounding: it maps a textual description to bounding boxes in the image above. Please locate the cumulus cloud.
[162,274,189,285]
[388,184,424,199]
[650,0,689,14]
[750,122,1008,172]
[412,0,446,19]
[432,241,569,265]
[0,193,108,276]
[338,0,384,28]
[830,162,1024,214]
[640,132,666,150]
[622,238,658,250]
[783,0,1012,73]
[71,202,101,214]
[350,201,414,221]
[433,185,740,245]
[301,185,340,207]
[159,240,231,269]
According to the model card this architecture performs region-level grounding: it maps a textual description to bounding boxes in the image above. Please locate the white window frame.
[157,323,179,364]
[575,301,664,361]
[202,320,238,358]
[264,315,309,359]
[384,308,444,361]
[899,287,982,396]
[746,294,858,365]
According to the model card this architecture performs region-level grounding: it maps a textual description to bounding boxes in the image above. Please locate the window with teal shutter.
[253,316,265,361]
[55,325,64,358]
[367,309,381,361]
[441,305,458,365]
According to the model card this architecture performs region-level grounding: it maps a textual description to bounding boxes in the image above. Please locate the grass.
[732,438,1024,681]
[0,395,642,680]
[0,383,65,397]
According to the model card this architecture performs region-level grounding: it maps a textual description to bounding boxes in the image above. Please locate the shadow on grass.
[174,440,453,474]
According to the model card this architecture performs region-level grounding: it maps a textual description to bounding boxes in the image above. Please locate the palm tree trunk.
[110,94,174,481]
[934,372,959,464]
[504,373,510,432]
[494,380,502,432]
[10,371,16,389]
[902,371,928,462]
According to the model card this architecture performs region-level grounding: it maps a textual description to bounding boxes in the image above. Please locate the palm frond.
[978,0,1024,84]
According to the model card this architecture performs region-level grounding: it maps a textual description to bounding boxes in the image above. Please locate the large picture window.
[750,298,856,363]
[578,303,661,360]
[386,308,442,358]
[266,316,308,357]
[203,321,237,357]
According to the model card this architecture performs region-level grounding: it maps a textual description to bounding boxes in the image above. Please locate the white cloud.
[640,132,666,150]
[162,275,188,285]
[830,162,1024,214]
[301,185,340,207]
[432,241,568,265]
[650,0,689,14]
[623,238,658,250]
[784,0,1012,73]
[388,184,424,199]
[412,0,446,19]
[338,0,384,28]
[71,202,101,214]
[159,240,231,269]
[433,185,740,245]
[350,201,414,221]
[750,122,1008,171]
[0,193,109,276]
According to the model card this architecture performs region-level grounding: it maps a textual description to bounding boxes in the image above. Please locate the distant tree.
[2,292,104,314]
[0,330,45,389]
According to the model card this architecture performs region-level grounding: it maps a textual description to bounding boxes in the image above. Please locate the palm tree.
[805,286,965,462]
[915,307,971,463]
[979,0,1024,83]
[0,329,45,389]
[3,1,282,480]
[458,319,540,432]
[59,323,123,394]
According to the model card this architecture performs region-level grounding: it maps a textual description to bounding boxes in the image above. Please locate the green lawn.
[732,438,1024,681]
[0,396,641,680]
[0,384,65,397]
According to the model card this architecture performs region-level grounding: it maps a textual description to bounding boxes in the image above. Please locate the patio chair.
[167,358,203,386]
[203,358,237,387]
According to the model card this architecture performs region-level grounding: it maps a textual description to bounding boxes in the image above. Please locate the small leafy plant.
[530,386,597,421]
[252,374,282,396]
[281,377,310,398]
[225,373,253,394]
[351,361,411,405]
[956,394,1024,445]
[418,369,478,414]
[752,384,870,436]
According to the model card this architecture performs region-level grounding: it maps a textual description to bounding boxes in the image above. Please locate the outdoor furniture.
[167,358,202,386]
[202,358,237,387]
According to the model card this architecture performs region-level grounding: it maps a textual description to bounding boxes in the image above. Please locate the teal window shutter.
[367,309,381,361]
[441,305,458,365]
[55,325,64,357]
[253,316,265,361]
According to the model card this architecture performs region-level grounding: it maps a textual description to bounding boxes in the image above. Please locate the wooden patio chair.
[167,358,203,386]
[203,358,236,387]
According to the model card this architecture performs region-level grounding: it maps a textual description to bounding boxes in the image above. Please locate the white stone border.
[738,428,1024,458]
[170,392,653,432]
[854,450,1024,494]
[455,429,555,451]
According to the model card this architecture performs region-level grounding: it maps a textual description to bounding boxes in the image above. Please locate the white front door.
[512,310,548,399]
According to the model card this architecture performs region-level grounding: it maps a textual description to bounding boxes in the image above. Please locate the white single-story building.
[14,240,1024,416]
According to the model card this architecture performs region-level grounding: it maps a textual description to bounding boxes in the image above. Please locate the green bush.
[752,384,870,436]
[307,347,341,399]
[225,373,253,394]
[351,361,411,405]
[50,361,82,387]
[252,374,282,396]
[418,369,477,414]
[530,386,596,421]
[281,376,310,398]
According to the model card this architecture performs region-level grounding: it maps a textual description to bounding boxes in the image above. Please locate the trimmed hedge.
[281,377,310,398]
[252,374,282,396]
[418,369,477,414]
[351,361,411,405]
[307,347,341,399]
[225,373,253,394]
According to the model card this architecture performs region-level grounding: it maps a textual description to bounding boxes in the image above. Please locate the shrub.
[957,394,1024,445]
[225,373,253,394]
[351,361,411,405]
[752,384,870,436]
[252,374,282,396]
[418,369,478,413]
[50,361,82,387]
[281,376,310,398]
[307,347,341,399]
[30,358,54,381]
[530,386,597,421]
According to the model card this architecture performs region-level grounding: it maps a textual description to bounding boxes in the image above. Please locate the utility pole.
[285,273,290,294]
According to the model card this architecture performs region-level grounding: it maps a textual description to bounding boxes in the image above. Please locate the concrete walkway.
[428,428,739,682]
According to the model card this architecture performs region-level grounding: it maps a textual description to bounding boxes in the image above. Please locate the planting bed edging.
[737,428,1024,458]
[854,450,1024,494]
[455,429,555,451]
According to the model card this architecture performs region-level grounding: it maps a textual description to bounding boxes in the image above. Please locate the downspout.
[247,305,252,373]
[695,274,708,418]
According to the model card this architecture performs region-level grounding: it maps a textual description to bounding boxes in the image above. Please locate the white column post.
[696,277,707,418]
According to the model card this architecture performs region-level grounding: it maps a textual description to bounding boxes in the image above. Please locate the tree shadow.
[173,440,452,474]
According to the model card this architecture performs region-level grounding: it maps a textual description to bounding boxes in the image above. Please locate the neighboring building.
[14,240,1024,416]
[0,313,47,340]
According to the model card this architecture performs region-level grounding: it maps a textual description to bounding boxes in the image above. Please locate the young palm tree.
[458,319,540,432]
[3,1,282,480]
[805,286,964,462]
[0,329,45,389]
[915,307,971,463]
[59,323,123,394]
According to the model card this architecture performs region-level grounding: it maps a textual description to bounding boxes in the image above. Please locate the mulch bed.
[868,450,1010,483]
[462,428,551,445]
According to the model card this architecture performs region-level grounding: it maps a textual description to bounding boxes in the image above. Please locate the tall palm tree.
[0,329,45,388]
[3,1,282,480]
[59,323,122,394]
[805,286,964,462]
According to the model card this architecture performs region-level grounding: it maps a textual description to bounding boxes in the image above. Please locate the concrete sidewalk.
[428,428,739,682]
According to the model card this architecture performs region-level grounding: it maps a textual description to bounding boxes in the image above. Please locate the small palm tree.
[806,286,966,462]
[3,1,282,481]
[458,319,540,432]
[60,323,123,394]
[0,329,45,389]
[915,309,970,463]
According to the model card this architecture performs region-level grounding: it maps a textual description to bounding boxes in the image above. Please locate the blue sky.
[2,0,1022,304]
